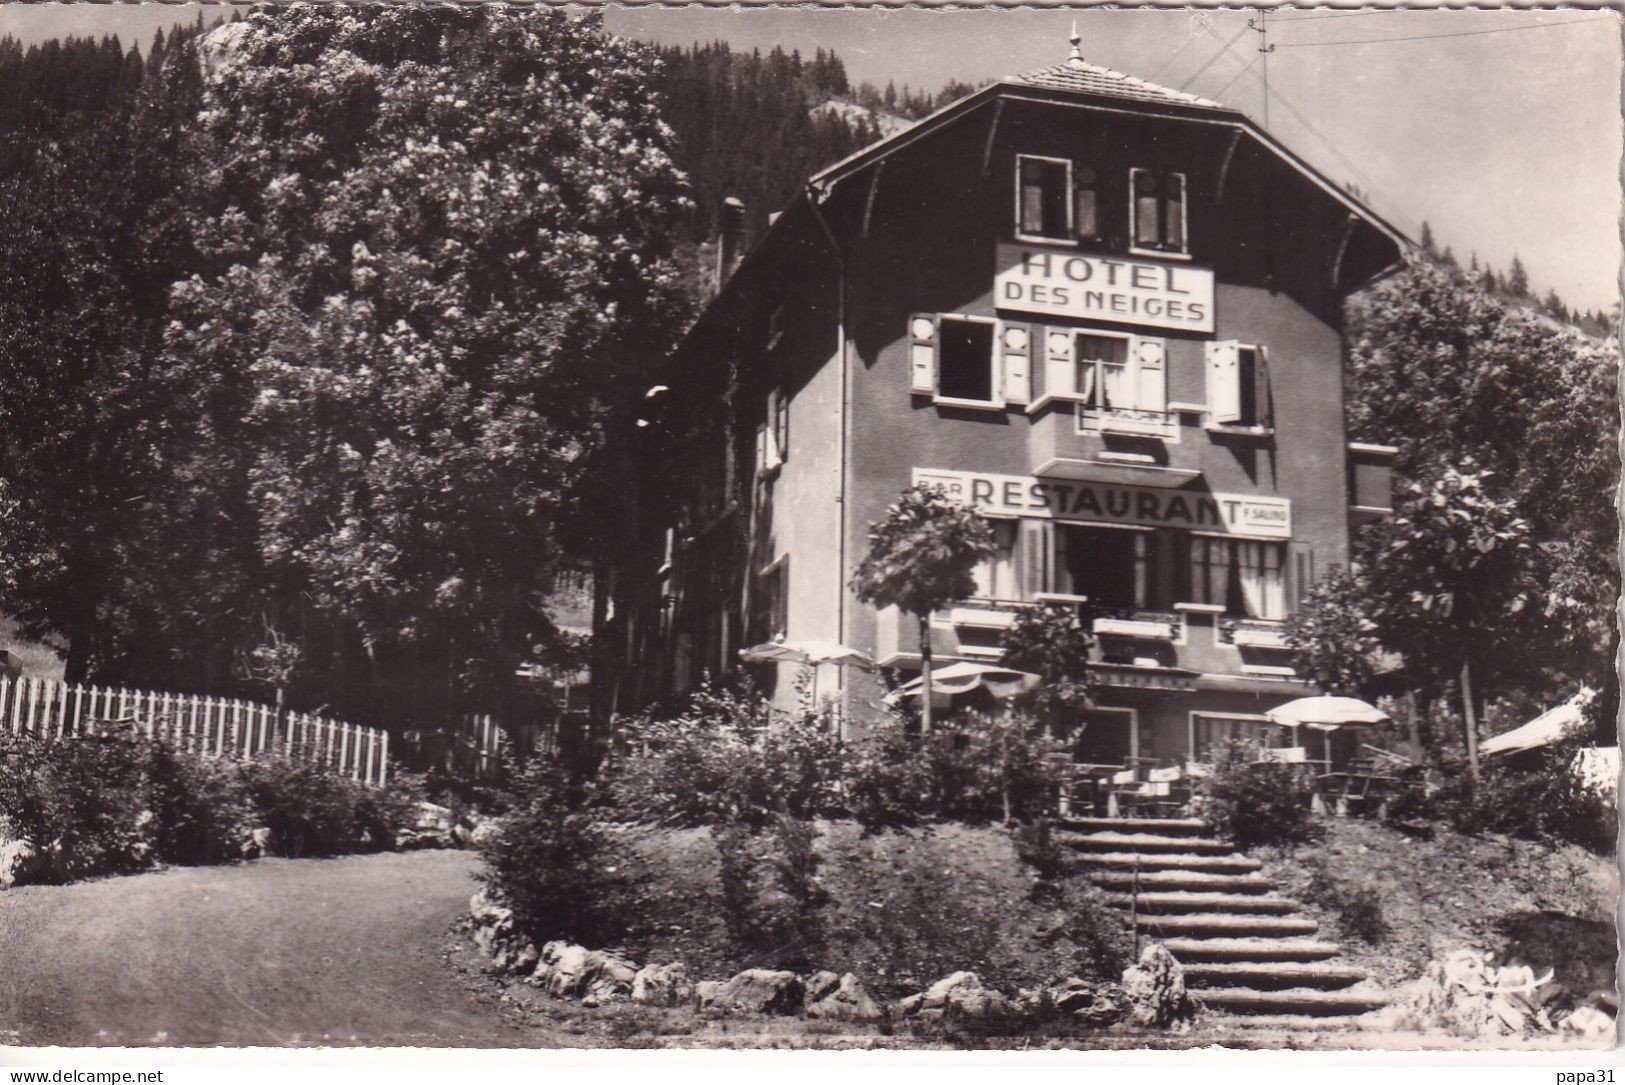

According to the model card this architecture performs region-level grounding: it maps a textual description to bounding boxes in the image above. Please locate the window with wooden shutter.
[1014,519,1053,601]
[1208,340,1242,424]
[1134,338,1167,414]
[1043,327,1074,403]
[909,314,936,395]
[1000,322,1030,405]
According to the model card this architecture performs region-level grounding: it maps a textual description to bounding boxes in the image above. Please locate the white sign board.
[914,467,1291,539]
[994,244,1215,334]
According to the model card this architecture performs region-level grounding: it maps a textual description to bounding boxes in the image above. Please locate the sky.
[4,3,1620,314]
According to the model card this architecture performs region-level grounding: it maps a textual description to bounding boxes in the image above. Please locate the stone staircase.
[1059,816,1387,1027]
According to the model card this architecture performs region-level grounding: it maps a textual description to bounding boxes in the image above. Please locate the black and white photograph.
[0,0,1618,1063]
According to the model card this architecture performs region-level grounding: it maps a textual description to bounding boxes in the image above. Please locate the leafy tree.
[851,485,994,735]
[145,7,691,725]
[1283,566,1382,696]
[1000,601,1097,724]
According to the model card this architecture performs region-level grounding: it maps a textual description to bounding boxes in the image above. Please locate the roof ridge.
[1013,55,1226,110]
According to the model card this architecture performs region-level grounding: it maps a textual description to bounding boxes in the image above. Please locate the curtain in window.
[1236,542,1285,619]
[1134,171,1160,246]
[1075,166,1098,239]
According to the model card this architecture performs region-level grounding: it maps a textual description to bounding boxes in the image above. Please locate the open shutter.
[1015,519,1052,601]
[909,314,936,395]
[1043,327,1073,401]
[1255,345,1274,428]
[1208,340,1242,424]
[1134,338,1166,413]
[1000,322,1030,405]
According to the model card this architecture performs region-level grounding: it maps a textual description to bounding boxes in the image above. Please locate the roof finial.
[1068,21,1085,67]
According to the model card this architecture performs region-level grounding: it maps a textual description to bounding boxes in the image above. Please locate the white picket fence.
[0,674,389,786]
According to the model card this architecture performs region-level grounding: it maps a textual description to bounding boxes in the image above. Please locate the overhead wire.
[1176,23,1253,92]
[1194,21,1423,239]
[1273,14,1616,47]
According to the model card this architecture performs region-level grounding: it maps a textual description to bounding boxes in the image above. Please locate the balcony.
[1093,610,1182,641]
[1027,406,1199,488]
[1078,403,1180,441]
[1219,617,1291,649]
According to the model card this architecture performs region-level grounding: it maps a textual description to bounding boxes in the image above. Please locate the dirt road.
[0,849,529,1047]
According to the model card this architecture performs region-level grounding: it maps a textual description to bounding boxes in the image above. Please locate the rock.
[1561,1006,1615,1041]
[804,970,841,1006]
[240,826,274,859]
[469,818,503,847]
[0,837,39,889]
[894,993,924,1017]
[531,941,638,1002]
[1046,977,1129,1027]
[695,980,724,1009]
[697,969,805,1015]
[806,972,885,1023]
[1122,944,1192,1028]
[920,971,983,1012]
[942,986,1020,1027]
[632,963,694,1007]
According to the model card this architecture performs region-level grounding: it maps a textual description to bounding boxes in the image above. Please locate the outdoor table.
[1313,770,1401,816]
[1066,762,1127,817]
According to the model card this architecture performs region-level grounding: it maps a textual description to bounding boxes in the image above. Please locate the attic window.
[1131,168,1187,255]
[1017,155,1071,241]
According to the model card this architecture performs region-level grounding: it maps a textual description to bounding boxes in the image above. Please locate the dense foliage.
[1001,602,1099,718]
[1195,738,1323,849]
[0,8,692,732]
[0,732,426,885]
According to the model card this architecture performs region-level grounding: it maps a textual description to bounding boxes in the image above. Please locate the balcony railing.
[1219,616,1291,648]
[1077,404,1179,441]
[1093,608,1183,642]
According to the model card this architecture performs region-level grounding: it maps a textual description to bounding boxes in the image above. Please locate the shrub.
[142,741,259,864]
[235,756,416,857]
[1197,738,1324,849]
[1432,743,1616,855]
[476,762,645,948]
[1299,855,1390,944]
[610,680,843,826]
[0,731,155,882]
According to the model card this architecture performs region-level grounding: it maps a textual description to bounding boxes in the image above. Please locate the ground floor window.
[1192,713,1283,761]
[971,517,1019,600]
[1055,524,1161,611]
[1075,708,1135,765]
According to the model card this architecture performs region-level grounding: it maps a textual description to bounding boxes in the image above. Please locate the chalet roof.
[1012,54,1226,111]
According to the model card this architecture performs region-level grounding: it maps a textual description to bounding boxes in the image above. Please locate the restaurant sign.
[994,244,1215,334]
[914,467,1291,539]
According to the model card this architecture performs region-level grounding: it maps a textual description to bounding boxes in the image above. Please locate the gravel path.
[0,849,529,1047]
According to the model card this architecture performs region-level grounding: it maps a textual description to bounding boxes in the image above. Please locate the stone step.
[1057,816,1211,836]
[1064,831,1234,854]
[1191,986,1388,1018]
[1106,891,1301,915]
[1136,913,1319,938]
[1089,869,1278,894]
[1071,851,1262,874]
[1164,937,1344,963]
[1182,962,1369,991]
[1203,1013,1375,1033]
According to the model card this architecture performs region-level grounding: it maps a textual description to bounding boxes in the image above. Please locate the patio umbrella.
[738,640,875,669]
[1266,695,1389,765]
[883,661,1041,707]
[738,640,875,706]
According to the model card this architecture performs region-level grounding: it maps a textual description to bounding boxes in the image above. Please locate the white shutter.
[1015,518,1052,601]
[1000,322,1030,405]
[1208,340,1242,424]
[1134,337,1166,413]
[909,314,936,395]
[1043,327,1073,401]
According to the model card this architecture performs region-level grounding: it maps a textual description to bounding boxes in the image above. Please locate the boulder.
[469,818,503,848]
[806,972,885,1023]
[1122,944,1192,1028]
[240,826,274,860]
[632,963,694,1007]
[0,837,39,889]
[919,971,983,1013]
[899,971,1021,1027]
[1561,1006,1615,1041]
[803,970,841,1006]
[531,941,638,1002]
[694,980,725,1008]
[1047,977,1129,1027]
[697,969,805,1015]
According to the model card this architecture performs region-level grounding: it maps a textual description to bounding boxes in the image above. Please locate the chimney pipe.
[717,196,747,288]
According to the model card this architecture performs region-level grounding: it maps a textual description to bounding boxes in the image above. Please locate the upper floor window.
[756,387,788,476]
[911,313,1002,407]
[1131,168,1187,255]
[1017,156,1102,244]
[1017,155,1072,241]
[1208,342,1269,428]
